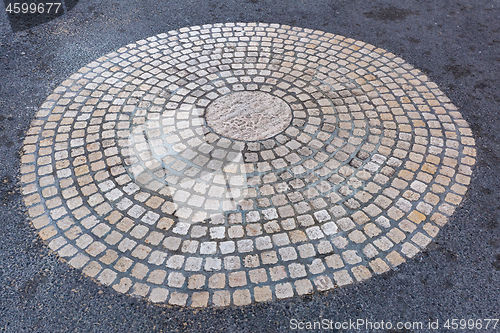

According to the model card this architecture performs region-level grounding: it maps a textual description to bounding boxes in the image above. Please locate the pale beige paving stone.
[351,265,372,281]
[314,275,335,291]
[249,268,268,283]
[254,286,273,303]
[232,289,252,306]
[149,288,170,303]
[189,292,210,307]
[212,290,231,307]
[275,283,294,299]
[130,283,150,297]
[187,274,206,289]
[168,292,189,306]
[112,278,133,294]
[294,279,314,295]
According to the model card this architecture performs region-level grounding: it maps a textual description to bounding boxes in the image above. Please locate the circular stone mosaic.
[20,23,476,307]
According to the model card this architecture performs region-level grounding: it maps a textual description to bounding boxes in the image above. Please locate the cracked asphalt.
[0,0,499,332]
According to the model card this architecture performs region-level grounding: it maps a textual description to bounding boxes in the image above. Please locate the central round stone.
[205,91,292,141]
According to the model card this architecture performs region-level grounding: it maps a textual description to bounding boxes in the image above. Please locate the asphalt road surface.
[0,0,499,332]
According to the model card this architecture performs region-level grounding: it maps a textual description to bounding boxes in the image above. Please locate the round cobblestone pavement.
[20,23,476,307]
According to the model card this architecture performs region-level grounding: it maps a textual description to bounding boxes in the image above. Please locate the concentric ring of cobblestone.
[20,23,476,307]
